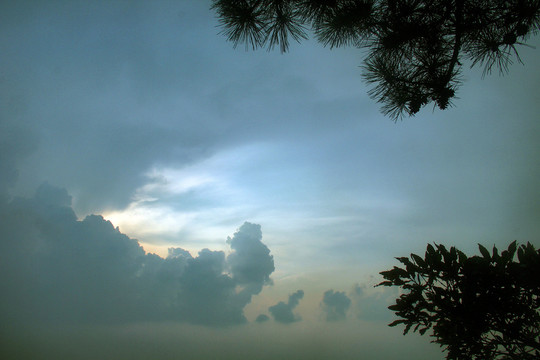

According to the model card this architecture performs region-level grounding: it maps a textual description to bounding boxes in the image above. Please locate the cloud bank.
[0,184,274,327]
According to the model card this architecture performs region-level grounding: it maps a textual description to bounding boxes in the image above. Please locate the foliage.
[211,0,540,120]
[378,241,540,360]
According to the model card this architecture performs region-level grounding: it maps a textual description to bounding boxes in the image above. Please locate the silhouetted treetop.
[211,0,540,120]
[378,241,540,360]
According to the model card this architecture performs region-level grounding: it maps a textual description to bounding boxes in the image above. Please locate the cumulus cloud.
[321,289,351,321]
[0,184,274,326]
[227,222,275,293]
[268,290,304,324]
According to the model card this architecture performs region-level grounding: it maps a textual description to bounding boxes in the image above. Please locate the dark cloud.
[321,289,351,321]
[268,290,304,324]
[227,222,275,291]
[255,314,270,323]
[167,247,193,259]
[0,0,379,218]
[0,0,329,215]
[0,184,274,327]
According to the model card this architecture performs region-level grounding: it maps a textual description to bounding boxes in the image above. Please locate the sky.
[1,1,539,359]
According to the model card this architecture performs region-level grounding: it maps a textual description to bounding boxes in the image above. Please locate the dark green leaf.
[457,250,468,264]
[411,253,426,268]
[449,247,457,262]
[436,244,449,258]
[427,244,435,256]
[388,319,407,327]
[492,245,499,260]
[517,247,525,262]
[507,240,517,258]
[403,322,412,335]
[478,244,490,260]
[396,256,411,265]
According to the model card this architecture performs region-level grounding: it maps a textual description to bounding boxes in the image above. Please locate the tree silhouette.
[211,0,540,120]
[378,241,540,360]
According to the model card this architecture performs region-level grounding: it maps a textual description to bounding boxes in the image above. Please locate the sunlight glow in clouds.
[103,142,282,254]
[104,165,219,239]
[137,170,216,200]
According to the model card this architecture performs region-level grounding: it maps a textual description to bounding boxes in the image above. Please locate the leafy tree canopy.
[211,0,540,120]
[378,241,540,360]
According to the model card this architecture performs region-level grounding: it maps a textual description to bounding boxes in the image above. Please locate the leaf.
[427,243,435,256]
[507,240,517,258]
[478,244,490,260]
[525,242,537,257]
[492,245,499,260]
[500,250,510,264]
[434,251,442,265]
[394,266,409,277]
[388,319,407,327]
[403,322,412,335]
[405,262,418,276]
[379,267,407,280]
[396,256,411,265]
[411,253,426,268]
[436,244,449,258]
[517,246,524,262]
[449,246,457,262]
[457,250,468,264]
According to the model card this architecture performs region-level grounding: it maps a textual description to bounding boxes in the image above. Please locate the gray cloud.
[227,222,275,291]
[255,314,270,323]
[0,0,376,218]
[321,289,351,321]
[0,184,274,326]
[268,290,304,324]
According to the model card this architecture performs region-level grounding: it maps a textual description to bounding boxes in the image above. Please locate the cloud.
[255,314,270,323]
[0,184,274,326]
[268,290,304,324]
[227,222,275,292]
[1,0,346,216]
[321,289,351,321]
[173,222,275,325]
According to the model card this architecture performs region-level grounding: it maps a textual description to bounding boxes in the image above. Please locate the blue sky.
[1,1,539,359]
